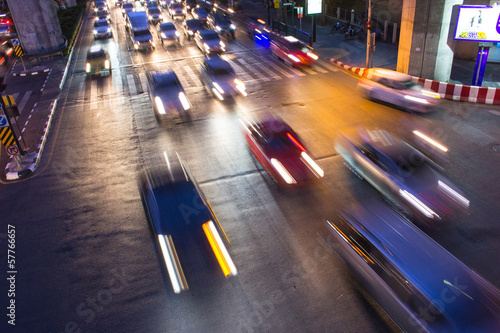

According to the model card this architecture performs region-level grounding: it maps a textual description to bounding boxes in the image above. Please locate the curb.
[11,67,51,77]
[327,58,500,105]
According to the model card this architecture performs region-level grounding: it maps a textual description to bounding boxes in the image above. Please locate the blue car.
[140,154,237,294]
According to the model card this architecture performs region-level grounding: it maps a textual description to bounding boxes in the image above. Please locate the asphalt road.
[1,2,500,332]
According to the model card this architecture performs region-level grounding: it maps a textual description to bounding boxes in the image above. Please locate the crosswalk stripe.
[18,90,32,114]
[127,74,137,95]
[301,67,318,75]
[113,69,123,94]
[264,58,294,78]
[314,65,328,74]
[79,81,85,112]
[184,65,203,87]
[316,59,339,72]
[236,59,270,81]
[90,80,98,110]
[224,57,256,82]
[176,66,191,88]
[138,72,148,94]
[246,57,282,80]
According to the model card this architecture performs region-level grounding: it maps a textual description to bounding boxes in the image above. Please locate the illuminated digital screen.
[454,5,500,42]
[307,0,322,15]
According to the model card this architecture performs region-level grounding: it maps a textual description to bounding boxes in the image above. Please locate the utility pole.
[365,0,371,68]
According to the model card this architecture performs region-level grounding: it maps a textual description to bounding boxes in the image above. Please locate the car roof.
[205,57,232,71]
[200,29,218,37]
[150,71,181,88]
[89,45,104,53]
[94,19,109,25]
[342,202,500,329]
[160,22,175,28]
[369,68,412,82]
[186,19,201,26]
[123,2,133,7]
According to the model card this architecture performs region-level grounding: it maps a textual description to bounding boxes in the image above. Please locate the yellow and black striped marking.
[13,45,23,57]
[2,95,16,107]
[0,126,16,146]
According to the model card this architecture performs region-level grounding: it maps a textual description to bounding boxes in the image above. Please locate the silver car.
[147,7,163,24]
[194,29,225,55]
[334,127,469,226]
[200,56,246,101]
[157,22,180,45]
[93,19,113,39]
[357,68,440,113]
[146,70,191,121]
[326,201,500,333]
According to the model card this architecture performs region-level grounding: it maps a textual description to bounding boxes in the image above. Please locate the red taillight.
[287,132,306,152]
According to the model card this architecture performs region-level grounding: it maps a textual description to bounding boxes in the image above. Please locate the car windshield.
[123,3,133,8]
[212,68,232,76]
[0,24,9,32]
[215,15,231,25]
[171,3,183,8]
[188,21,201,28]
[392,80,418,90]
[149,8,160,14]
[161,24,176,31]
[196,8,208,15]
[203,32,219,40]
[87,52,106,60]
[94,21,108,27]
[134,30,152,37]
[154,74,179,89]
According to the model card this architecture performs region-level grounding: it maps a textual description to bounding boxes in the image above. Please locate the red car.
[270,35,318,67]
[242,116,324,187]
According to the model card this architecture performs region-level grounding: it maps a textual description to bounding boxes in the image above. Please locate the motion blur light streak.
[287,132,305,152]
[413,130,448,152]
[178,92,190,110]
[438,180,470,207]
[399,189,438,219]
[155,96,166,114]
[301,152,324,178]
[326,221,374,264]
[271,158,296,184]
[202,221,237,277]
[404,95,430,104]
[158,234,188,294]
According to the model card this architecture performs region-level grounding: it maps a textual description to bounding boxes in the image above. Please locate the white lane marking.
[316,59,340,72]
[18,90,32,114]
[90,80,98,110]
[139,72,148,93]
[113,67,123,94]
[127,74,137,95]
[184,65,203,87]
[264,58,294,78]
[237,58,270,81]
[301,66,318,75]
[224,57,255,82]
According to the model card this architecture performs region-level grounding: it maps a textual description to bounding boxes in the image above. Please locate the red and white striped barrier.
[328,58,500,105]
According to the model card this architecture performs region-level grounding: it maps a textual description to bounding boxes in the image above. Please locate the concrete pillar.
[384,20,388,41]
[397,0,462,82]
[337,7,340,19]
[6,0,65,55]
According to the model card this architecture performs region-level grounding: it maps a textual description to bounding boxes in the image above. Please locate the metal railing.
[271,20,312,46]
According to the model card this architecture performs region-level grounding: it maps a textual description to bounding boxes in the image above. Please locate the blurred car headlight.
[149,15,153,19]
[107,28,112,33]
[155,96,166,114]
[175,31,180,37]
[188,30,194,35]
[301,152,324,178]
[404,95,430,104]
[399,189,439,219]
[213,82,224,94]
[307,52,318,60]
[220,41,225,48]
[93,30,98,34]
[215,25,222,31]
[86,63,91,73]
[104,60,110,69]
[271,158,296,184]
[438,180,469,208]
[178,92,190,110]
[234,79,247,96]
[230,24,236,30]
[161,32,167,39]
[287,54,301,63]
[422,89,440,99]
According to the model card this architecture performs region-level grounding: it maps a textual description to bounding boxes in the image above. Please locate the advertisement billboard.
[454,5,500,42]
[307,0,322,15]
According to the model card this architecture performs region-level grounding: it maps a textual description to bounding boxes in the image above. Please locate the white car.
[357,68,440,113]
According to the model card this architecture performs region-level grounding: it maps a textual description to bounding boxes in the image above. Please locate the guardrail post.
[384,20,388,41]
[392,22,398,44]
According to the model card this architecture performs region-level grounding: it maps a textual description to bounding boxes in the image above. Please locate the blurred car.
[246,17,271,44]
[207,12,235,39]
[0,15,15,38]
[94,0,109,12]
[0,39,13,66]
[85,45,111,77]
[334,127,469,226]
[326,201,500,333]
[184,0,197,13]
[122,2,134,16]
[159,0,172,8]
[200,56,246,101]
[95,8,111,22]
[357,68,440,113]
[157,22,180,45]
[93,19,113,39]
[168,2,186,20]
[191,6,209,24]
[147,7,163,24]
[194,29,225,55]
[114,0,124,6]
[270,35,318,67]
[144,0,158,9]
[139,155,238,294]
[183,19,203,40]
[242,116,324,187]
[146,70,191,121]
